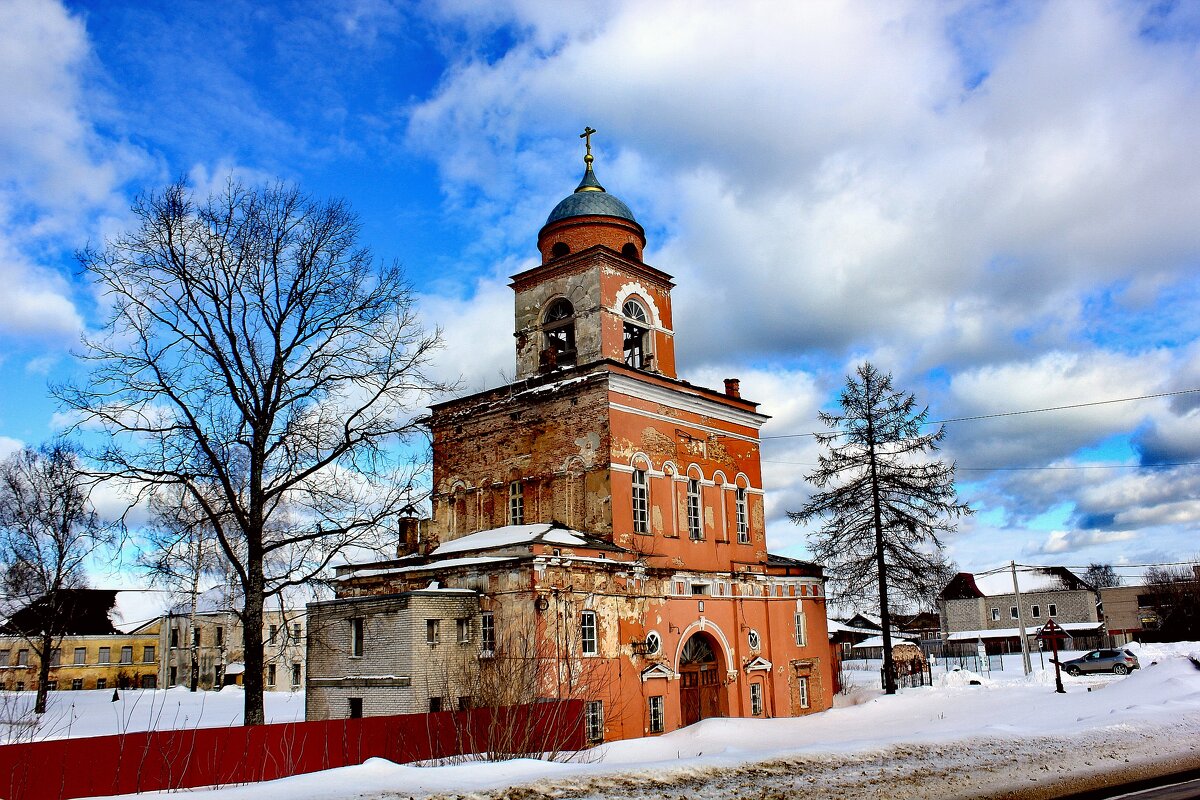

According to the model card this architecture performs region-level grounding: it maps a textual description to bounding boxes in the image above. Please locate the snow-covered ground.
[17,642,1200,800]
[0,686,305,743]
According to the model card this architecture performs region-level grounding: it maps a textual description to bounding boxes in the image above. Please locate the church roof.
[544,169,639,227]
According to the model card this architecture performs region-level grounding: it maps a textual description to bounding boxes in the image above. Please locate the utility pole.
[1010,561,1032,675]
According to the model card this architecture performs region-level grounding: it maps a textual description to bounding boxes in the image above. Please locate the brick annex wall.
[942,589,1099,635]
[306,591,480,720]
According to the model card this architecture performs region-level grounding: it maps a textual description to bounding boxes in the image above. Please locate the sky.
[0,0,1198,584]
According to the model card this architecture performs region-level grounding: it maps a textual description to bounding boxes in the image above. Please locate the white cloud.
[0,0,151,342]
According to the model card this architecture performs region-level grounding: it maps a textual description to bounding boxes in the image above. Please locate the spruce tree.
[790,363,971,694]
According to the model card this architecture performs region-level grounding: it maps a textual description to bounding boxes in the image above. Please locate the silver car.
[1057,648,1140,676]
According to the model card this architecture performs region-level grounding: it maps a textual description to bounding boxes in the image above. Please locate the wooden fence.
[0,701,584,800]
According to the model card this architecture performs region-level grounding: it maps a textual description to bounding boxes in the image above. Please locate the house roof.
[0,589,176,636]
[940,567,1093,600]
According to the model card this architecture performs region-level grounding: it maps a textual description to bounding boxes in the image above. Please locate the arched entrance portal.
[678,633,724,726]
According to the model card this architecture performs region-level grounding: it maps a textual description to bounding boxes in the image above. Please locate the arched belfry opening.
[678,632,725,726]
[541,298,576,370]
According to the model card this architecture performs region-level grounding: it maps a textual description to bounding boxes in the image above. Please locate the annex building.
[306,136,834,742]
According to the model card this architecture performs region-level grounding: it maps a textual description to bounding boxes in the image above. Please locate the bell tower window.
[622,300,651,369]
[542,299,577,369]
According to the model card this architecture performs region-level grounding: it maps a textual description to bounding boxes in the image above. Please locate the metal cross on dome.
[580,126,597,162]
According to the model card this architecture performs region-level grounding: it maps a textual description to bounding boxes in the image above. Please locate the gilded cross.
[580,126,597,160]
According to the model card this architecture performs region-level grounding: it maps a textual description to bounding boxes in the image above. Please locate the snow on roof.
[110,590,176,633]
[336,556,518,581]
[971,568,1074,597]
[431,524,590,556]
[946,622,1103,641]
[851,634,919,648]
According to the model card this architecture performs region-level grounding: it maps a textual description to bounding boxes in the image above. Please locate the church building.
[305,133,833,742]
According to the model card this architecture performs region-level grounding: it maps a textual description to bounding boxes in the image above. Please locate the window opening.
[648,695,664,732]
[586,700,605,741]
[622,300,650,369]
[795,612,807,646]
[457,618,471,644]
[687,478,703,540]
[735,487,749,543]
[580,611,598,655]
[509,481,524,525]
[350,618,364,657]
[798,676,810,709]
[632,468,649,534]
[747,629,761,649]
[542,299,576,369]
[1048,603,1058,617]
[481,612,496,655]
[750,683,764,716]
[427,619,441,646]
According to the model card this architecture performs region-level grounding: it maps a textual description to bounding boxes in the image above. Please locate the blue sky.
[1,0,1198,582]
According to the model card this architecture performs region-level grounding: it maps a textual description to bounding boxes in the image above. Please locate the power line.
[760,387,1200,441]
[761,458,1200,472]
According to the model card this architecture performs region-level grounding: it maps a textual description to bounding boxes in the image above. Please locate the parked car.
[1056,648,1140,676]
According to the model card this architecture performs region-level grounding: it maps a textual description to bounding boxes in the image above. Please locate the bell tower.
[512,128,677,380]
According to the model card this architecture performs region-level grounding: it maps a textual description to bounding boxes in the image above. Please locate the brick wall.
[306,591,480,720]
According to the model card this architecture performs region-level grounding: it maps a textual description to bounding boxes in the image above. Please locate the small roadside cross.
[1037,618,1069,694]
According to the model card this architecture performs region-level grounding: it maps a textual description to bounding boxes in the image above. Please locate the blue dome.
[546,190,638,225]
[544,163,639,227]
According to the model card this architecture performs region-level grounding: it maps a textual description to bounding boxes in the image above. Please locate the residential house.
[939,567,1102,654]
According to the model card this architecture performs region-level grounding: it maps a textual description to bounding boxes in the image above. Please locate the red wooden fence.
[0,701,584,800]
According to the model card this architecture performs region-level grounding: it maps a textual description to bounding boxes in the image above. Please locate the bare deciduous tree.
[57,179,447,724]
[1143,563,1200,640]
[0,441,105,714]
[1084,563,1122,589]
[789,363,971,694]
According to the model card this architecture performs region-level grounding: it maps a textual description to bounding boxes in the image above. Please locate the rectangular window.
[648,695,664,733]
[349,697,363,719]
[97,647,110,665]
[71,678,83,691]
[1031,605,1041,619]
[481,612,496,655]
[15,681,24,691]
[690,584,709,596]
[795,611,807,647]
[0,650,8,665]
[120,646,133,665]
[631,468,649,534]
[735,487,749,543]
[798,676,810,709]
[990,607,1000,621]
[429,696,443,713]
[427,619,440,646]
[293,624,302,640]
[1010,606,1019,620]
[168,668,176,687]
[50,648,61,667]
[267,664,277,687]
[687,478,703,540]
[458,696,471,712]
[46,681,57,691]
[268,624,278,643]
[580,611,598,656]
[170,628,179,648]
[457,618,470,644]
[143,645,155,663]
[1048,603,1058,617]
[585,700,604,742]
[508,481,524,525]
[292,663,302,686]
[192,628,200,647]
[350,617,364,657]
[74,647,86,665]
[216,626,224,647]
[750,683,764,716]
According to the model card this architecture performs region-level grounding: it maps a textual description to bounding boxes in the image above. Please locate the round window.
[747,629,761,650]
[644,631,661,656]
